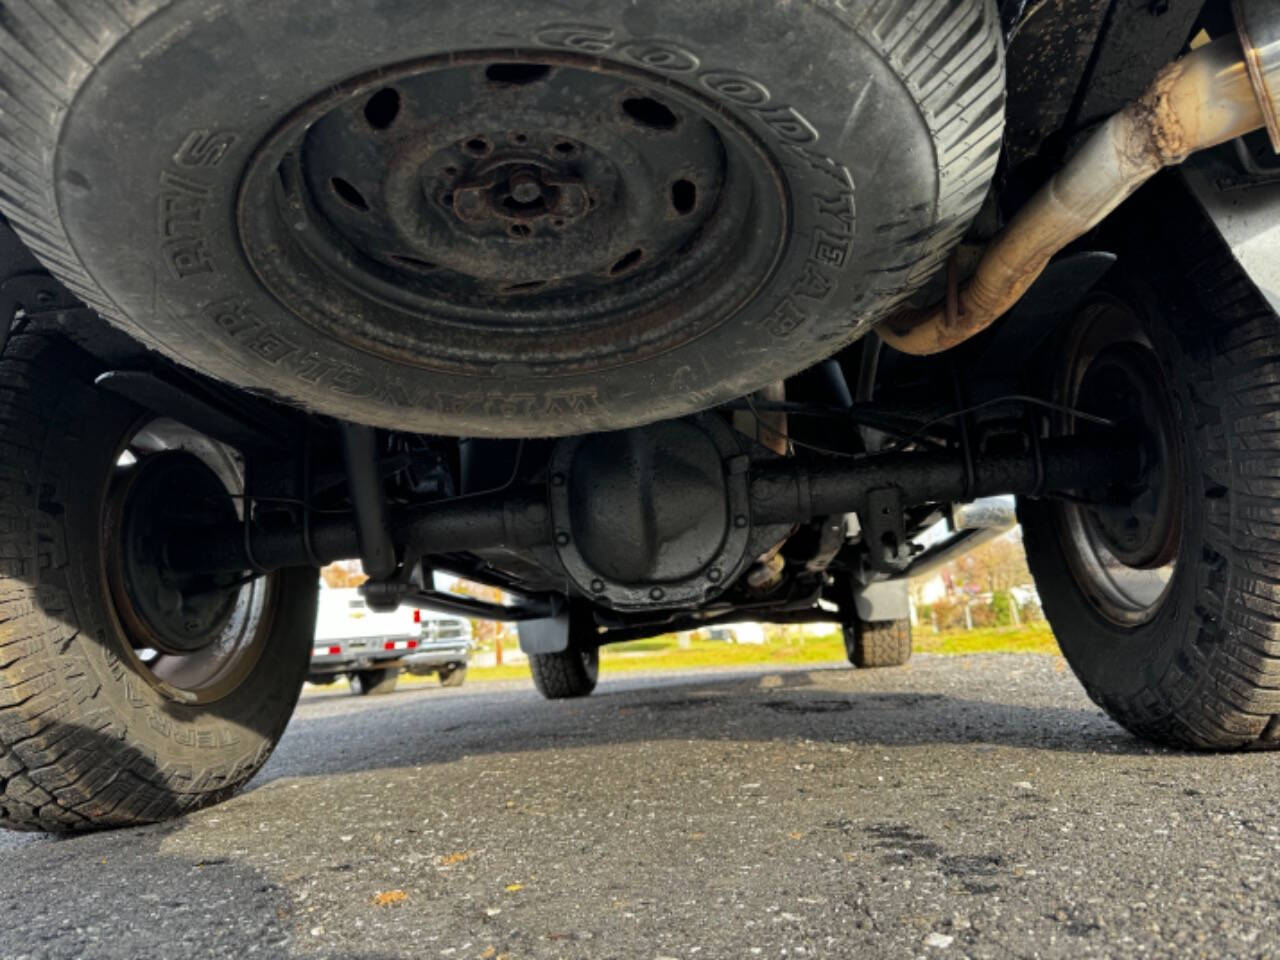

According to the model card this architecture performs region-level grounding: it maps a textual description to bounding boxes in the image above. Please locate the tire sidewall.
[842,622,859,664]
[53,0,991,436]
[581,646,600,685]
[42,366,316,789]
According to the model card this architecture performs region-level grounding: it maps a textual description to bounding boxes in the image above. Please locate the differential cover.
[549,417,753,609]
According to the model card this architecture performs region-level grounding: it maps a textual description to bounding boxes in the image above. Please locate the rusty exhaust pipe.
[877,2,1280,356]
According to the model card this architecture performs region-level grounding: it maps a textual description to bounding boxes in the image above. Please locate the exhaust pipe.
[877,2,1280,356]
[1236,0,1280,151]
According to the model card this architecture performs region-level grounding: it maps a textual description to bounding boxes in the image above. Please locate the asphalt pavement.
[3,654,1279,960]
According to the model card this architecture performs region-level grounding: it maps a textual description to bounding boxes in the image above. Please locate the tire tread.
[529,649,598,700]
[1022,188,1280,750]
[846,618,913,668]
[0,332,313,831]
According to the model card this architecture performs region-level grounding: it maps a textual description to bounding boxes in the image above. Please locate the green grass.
[430,622,1061,686]
[401,634,848,686]
[914,622,1058,656]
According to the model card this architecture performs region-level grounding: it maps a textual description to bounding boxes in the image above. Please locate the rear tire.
[0,334,318,833]
[438,665,467,688]
[529,648,599,700]
[844,619,913,668]
[1019,187,1280,750]
[351,668,399,696]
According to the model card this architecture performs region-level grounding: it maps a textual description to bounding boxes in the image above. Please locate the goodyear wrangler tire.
[1019,185,1280,751]
[0,0,1003,438]
[0,334,318,832]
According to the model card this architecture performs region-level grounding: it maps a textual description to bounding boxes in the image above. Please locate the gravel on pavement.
[2,654,1278,960]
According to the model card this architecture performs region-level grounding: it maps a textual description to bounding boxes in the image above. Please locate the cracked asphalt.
[3,653,1280,959]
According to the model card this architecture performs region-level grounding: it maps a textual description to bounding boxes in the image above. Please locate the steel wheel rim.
[237,50,789,377]
[103,418,276,705]
[1055,301,1181,627]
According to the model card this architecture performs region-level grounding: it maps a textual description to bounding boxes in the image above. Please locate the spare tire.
[0,0,1004,437]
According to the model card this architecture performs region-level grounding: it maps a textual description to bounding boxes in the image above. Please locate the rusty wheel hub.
[450,161,590,234]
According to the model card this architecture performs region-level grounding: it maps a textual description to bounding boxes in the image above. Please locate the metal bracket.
[862,486,913,574]
[0,270,88,356]
[417,586,557,622]
[96,370,286,453]
[364,583,557,623]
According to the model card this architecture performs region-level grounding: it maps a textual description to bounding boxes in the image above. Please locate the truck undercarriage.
[1,0,1278,831]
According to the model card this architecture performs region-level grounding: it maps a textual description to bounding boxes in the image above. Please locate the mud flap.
[517,612,571,655]
[854,579,911,622]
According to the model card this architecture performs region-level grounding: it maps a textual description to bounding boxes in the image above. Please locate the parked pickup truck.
[309,586,473,695]
[8,0,1280,834]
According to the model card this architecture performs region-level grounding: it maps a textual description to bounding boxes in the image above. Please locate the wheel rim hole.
[554,141,577,156]
[465,137,492,156]
[441,192,454,207]
[622,97,678,131]
[485,63,551,85]
[330,177,369,211]
[512,133,528,145]
[363,87,401,130]
[610,249,645,275]
[391,255,437,272]
[503,280,547,294]
[671,179,697,215]
[509,224,532,239]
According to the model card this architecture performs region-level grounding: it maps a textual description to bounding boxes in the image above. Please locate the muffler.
[877,0,1280,356]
